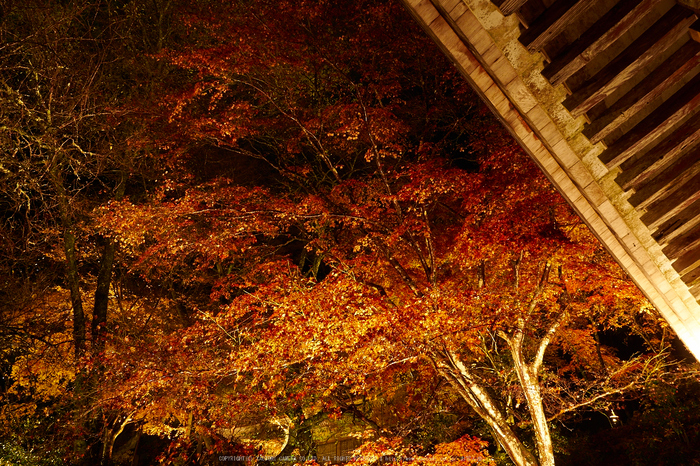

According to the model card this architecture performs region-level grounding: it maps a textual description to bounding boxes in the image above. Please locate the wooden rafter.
[599,70,700,169]
[563,4,696,118]
[583,41,700,144]
[401,0,700,358]
[543,0,667,86]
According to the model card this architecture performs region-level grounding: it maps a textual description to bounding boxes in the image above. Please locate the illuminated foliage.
[1,1,695,465]
[90,2,676,463]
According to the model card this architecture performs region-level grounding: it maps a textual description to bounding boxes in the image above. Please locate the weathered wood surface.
[519,0,588,53]
[543,0,666,86]
[691,18,700,42]
[496,0,530,16]
[616,112,700,190]
[678,252,700,284]
[691,284,700,299]
[403,0,700,363]
[677,252,700,284]
[600,70,700,169]
[664,222,700,259]
[689,285,700,301]
[564,5,696,117]
[583,40,700,143]
[653,196,700,245]
[516,0,549,29]
[629,149,700,210]
[641,171,700,229]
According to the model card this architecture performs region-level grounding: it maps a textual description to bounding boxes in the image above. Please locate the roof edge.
[401,0,700,360]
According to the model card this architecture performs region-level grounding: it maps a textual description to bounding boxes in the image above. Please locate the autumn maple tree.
[100,144,673,466]
[1,1,694,465]
[86,1,678,465]
[0,0,181,462]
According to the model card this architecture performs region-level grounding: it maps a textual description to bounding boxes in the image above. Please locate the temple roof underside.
[401,0,700,359]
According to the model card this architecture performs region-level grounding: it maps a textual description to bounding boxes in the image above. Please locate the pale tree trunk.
[507,333,555,466]
[434,350,539,466]
[430,263,568,466]
[502,304,569,466]
[497,261,568,466]
[101,411,135,466]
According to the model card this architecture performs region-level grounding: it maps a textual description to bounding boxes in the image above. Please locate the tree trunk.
[64,227,86,359]
[50,160,86,359]
[101,412,134,466]
[504,267,564,466]
[511,350,555,466]
[92,238,116,346]
[131,423,142,466]
[92,173,126,349]
[435,351,539,466]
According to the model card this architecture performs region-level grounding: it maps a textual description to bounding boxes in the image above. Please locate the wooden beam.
[516,0,548,29]
[563,4,696,117]
[543,0,666,87]
[673,248,700,285]
[497,0,530,16]
[641,171,700,230]
[663,223,700,260]
[653,197,700,245]
[629,149,700,210]
[583,40,700,144]
[615,112,700,190]
[402,0,700,364]
[674,239,700,276]
[691,18,700,42]
[679,257,700,286]
[519,0,587,53]
[689,282,700,298]
[600,70,700,169]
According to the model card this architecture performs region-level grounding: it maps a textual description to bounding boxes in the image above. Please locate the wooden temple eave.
[400,0,700,360]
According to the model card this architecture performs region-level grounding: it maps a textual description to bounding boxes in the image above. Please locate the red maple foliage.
[86,1,674,465]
